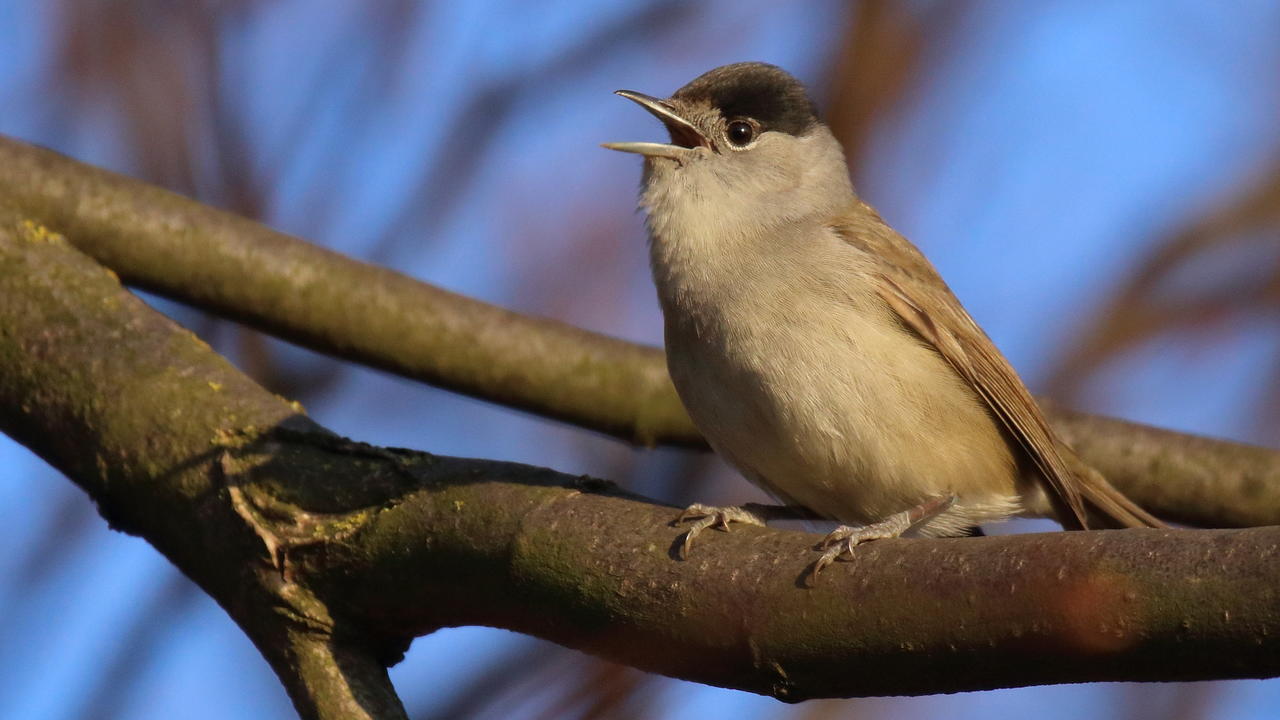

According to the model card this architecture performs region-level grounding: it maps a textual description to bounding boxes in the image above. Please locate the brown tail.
[1065,448,1166,529]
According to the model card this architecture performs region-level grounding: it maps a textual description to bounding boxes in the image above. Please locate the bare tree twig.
[1047,154,1280,409]
[823,0,972,177]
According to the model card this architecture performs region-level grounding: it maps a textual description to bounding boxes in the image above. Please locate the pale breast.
[663,260,1022,528]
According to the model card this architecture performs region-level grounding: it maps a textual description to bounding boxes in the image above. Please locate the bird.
[603,62,1163,574]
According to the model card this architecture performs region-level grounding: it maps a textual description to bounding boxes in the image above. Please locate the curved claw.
[811,543,844,579]
[677,523,709,560]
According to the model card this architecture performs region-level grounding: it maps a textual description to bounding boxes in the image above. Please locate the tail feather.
[1064,448,1165,529]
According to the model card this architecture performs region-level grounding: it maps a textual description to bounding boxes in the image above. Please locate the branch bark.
[2,190,1280,713]
[0,135,690,449]
[1,135,1275,530]
[0,210,407,720]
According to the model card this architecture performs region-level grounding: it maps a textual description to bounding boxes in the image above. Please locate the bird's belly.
[667,304,1022,529]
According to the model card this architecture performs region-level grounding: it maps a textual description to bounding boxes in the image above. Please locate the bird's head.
[604,62,853,232]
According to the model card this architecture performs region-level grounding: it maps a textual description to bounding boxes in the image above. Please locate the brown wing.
[830,201,1162,530]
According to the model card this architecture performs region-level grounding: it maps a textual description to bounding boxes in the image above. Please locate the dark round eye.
[727,120,754,147]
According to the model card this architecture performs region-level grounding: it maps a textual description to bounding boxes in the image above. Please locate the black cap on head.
[672,62,818,137]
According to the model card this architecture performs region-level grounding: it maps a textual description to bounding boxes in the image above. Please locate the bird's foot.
[671,503,767,559]
[812,517,912,578]
[811,494,957,579]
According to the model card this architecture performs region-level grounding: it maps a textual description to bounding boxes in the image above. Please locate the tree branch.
[0,135,691,448]
[1045,401,1280,528]
[0,210,406,719]
[2,193,1279,710]
[2,135,1277,529]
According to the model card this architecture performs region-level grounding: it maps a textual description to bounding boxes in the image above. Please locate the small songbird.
[604,62,1162,573]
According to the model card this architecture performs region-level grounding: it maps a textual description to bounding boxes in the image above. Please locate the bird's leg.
[672,502,818,559]
[812,494,957,577]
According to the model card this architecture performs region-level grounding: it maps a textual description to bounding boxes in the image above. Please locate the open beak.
[602,90,712,160]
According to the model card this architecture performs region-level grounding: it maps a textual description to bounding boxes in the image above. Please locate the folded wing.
[831,202,1162,529]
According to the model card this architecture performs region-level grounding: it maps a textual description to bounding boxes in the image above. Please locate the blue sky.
[2,2,1278,718]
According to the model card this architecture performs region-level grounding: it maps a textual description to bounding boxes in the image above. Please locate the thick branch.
[261,626,409,720]
[1,134,1277,529]
[337,488,1280,699]
[2,197,1279,704]
[0,211,405,720]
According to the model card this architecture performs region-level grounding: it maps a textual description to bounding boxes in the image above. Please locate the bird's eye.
[727,120,755,147]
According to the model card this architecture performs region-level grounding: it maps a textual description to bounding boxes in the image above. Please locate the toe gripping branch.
[811,494,957,579]
[671,503,821,560]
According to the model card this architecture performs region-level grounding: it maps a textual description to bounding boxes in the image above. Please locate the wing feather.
[832,202,1160,529]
